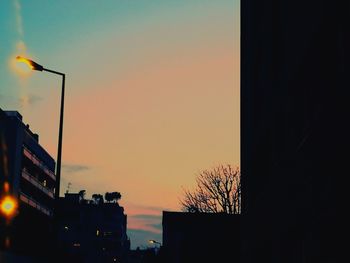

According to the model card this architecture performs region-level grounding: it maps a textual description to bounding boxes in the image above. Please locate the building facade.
[56,192,130,263]
[0,108,57,259]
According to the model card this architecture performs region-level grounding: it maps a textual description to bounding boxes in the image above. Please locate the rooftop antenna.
[66,182,72,193]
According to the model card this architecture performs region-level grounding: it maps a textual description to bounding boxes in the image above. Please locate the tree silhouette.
[105,192,122,203]
[78,190,87,204]
[180,164,241,214]
[92,194,104,205]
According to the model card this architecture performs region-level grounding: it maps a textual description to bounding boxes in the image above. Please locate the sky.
[0,0,240,249]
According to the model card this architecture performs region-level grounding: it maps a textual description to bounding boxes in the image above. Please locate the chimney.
[33,133,39,142]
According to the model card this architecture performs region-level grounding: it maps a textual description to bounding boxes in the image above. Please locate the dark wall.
[241,1,347,262]
[163,212,240,263]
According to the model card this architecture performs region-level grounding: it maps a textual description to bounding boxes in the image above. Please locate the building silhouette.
[56,192,130,263]
[162,211,240,263]
[0,108,56,260]
[241,1,345,262]
[128,248,161,263]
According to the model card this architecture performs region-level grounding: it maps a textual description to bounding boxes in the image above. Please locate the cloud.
[0,93,43,108]
[128,213,162,238]
[130,214,162,231]
[131,214,162,220]
[148,223,162,231]
[62,163,90,174]
[128,203,170,213]
[19,94,42,107]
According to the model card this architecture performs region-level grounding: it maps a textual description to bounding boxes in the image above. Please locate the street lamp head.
[149,240,161,245]
[16,56,44,71]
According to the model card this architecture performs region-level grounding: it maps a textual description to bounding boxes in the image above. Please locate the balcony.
[19,192,53,217]
[22,169,55,199]
[23,147,56,181]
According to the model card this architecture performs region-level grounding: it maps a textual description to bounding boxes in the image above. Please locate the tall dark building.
[56,192,130,263]
[0,108,57,259]
[241,1,346,262]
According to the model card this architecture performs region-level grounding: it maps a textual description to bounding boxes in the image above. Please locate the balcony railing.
[19,192,53,217]
[22,169,55,199]
[23,147,56,181]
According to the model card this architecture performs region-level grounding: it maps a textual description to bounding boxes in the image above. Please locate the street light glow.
[16,56,34,69]
[0,196,17,218]
[3,182,10,193]
[16,56,44,71]
[149,239,161,245]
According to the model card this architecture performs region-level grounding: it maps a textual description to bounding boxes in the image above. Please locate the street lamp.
[16,56,65,200]
[149,239,162,256]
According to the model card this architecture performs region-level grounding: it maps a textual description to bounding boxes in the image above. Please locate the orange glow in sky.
[9,54,32,77]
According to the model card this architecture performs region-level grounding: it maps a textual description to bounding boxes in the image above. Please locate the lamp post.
[16,56,65,200]
[149,240,162,255]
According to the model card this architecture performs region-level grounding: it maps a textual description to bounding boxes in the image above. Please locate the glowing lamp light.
[16,56,44,71]
[149,239,161,245]
[0,196,17,218]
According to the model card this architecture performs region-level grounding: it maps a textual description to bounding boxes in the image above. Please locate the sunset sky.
[0,0,239,248]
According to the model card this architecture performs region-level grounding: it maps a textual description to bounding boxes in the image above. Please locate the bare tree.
[180,164,241,214]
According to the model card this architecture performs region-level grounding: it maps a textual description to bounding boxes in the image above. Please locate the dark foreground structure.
[241,1,346,262]
[0,109,56,261]
[56,192,130,263]
[162,211,240,263]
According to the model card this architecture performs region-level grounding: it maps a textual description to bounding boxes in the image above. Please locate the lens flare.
[0,196,18,218]
[5,237,11,249]
[9,52,33,77]
[3,182,10,193]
